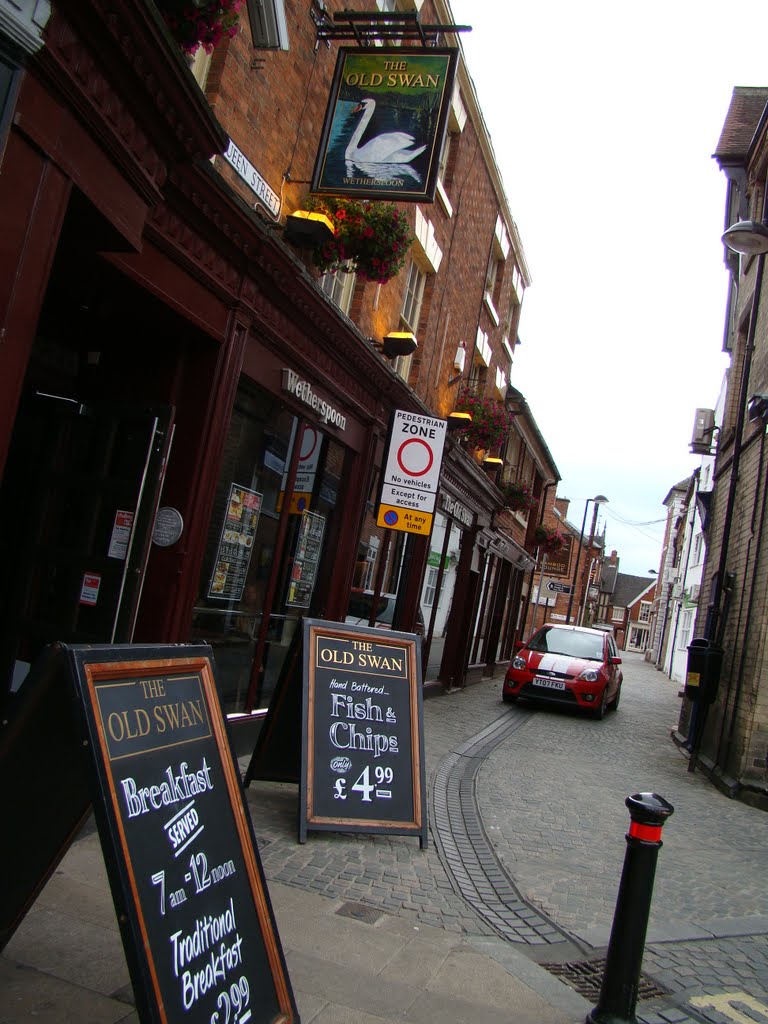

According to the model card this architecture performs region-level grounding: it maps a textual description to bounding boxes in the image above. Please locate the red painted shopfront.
[0,1,437,751]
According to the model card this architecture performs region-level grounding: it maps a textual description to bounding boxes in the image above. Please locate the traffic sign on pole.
[544,578,572,595]
[376,411,447,536]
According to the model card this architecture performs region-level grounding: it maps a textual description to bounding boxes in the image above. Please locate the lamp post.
[566,495,608,624]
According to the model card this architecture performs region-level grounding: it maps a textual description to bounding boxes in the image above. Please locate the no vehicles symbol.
[397,438,434,477]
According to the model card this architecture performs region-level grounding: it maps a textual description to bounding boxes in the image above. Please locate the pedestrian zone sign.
[376,411,447,536]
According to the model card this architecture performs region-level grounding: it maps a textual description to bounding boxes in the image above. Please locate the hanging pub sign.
[63,643,299,1024]
[300,620,428,848]
[310,47,458,203]
[376,410,447,536]
[544,534,573,578]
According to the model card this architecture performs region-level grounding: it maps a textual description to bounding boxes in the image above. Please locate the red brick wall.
[200,0,525,426]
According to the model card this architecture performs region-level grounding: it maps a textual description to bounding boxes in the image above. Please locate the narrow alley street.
[4,650,767,1023]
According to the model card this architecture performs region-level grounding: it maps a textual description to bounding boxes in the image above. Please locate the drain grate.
[541,958,668,1002]
[336,901,384,925]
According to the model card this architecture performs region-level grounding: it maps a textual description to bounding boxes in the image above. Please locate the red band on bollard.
[629,822,663,842]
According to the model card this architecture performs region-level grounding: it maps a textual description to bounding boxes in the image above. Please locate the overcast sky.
[448,0,767,575]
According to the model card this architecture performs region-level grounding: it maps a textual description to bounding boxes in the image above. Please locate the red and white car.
[503,624,623,719]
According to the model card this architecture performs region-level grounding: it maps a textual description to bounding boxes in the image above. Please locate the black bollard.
[585,793,674,1024]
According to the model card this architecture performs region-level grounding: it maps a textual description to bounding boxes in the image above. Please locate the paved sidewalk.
[4,652,766,1024]
[0,827,588,1024]
[0,667,591,1024]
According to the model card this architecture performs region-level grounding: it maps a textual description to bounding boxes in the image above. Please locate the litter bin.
[685,637,723,704]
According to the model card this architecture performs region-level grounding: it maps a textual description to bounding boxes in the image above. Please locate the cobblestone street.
[245,649,768,1024]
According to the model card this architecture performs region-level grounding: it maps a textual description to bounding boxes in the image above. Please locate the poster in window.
[208,485,262,601]
[286,512,326,609]
[311,48,458,203]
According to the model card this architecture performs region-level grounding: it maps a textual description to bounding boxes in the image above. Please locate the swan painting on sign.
[311,48,458,203]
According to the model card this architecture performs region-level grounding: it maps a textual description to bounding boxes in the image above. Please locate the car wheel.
[502,692,519,704]
[593,687,608,720]
[609,684,621,711]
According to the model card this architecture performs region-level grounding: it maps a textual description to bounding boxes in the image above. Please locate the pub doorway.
[0,195,188,706]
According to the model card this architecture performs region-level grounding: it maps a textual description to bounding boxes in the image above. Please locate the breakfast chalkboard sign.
[64,644,298,1024]
[300,620,427,848]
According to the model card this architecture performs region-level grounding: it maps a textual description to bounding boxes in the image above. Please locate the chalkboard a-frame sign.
[64,644,299,1024]
[300,620,428,849]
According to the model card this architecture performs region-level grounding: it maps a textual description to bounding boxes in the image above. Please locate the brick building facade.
[0,0,568,753]
[677,87,768,808]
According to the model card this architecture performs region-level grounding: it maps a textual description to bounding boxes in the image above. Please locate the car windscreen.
[528,628,603,661]
[347,593,393,624]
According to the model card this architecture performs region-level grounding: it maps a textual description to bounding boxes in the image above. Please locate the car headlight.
[579,668,600,682]
[511,656,527,671]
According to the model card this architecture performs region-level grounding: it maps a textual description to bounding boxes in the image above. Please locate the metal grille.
[541,958,668,1002]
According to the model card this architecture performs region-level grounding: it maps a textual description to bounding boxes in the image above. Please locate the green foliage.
[453,389,515,452]
[156,0,243,54]
[502,480,538,513]
[534,525,567,554]
[305,196,413,285]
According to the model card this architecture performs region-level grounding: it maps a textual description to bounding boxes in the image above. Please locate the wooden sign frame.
[64,643,299,1024]
[299,620,428,849]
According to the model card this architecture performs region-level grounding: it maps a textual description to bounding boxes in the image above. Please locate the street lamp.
[566,495,608,624]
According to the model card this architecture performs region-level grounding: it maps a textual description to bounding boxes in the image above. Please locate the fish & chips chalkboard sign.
[64,644,298,1024]
[300,620,427,848]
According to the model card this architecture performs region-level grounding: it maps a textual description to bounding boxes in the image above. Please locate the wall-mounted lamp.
[449,342,466,386]
[447,410,473,430]
[748,392,768,424]
[482,454,503,472]
[380,331,417,358]
[722,220,768,256]
[283,210,334,247]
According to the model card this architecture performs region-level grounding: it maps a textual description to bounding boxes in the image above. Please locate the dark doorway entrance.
[0,193,178,705]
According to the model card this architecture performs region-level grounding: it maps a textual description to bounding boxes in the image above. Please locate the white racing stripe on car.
[535,655,571,673]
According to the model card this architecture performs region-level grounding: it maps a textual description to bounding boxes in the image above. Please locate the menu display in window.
[286,512,325,609]
[208,485,262,601]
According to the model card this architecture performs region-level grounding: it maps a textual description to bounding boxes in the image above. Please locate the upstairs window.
[319,267,357,316]
[401,258,426,332]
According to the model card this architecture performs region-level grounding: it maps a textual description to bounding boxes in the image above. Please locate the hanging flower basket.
[452,389,515,452]
[501,480,538,513]
[303,196,413,285]
[534,525,567,554]
[156,0,244,54]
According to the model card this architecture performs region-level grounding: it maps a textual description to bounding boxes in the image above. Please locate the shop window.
[190,379,348,714]
[423,566,445,607]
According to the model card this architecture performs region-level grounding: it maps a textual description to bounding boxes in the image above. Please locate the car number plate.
[533,677,565,690]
